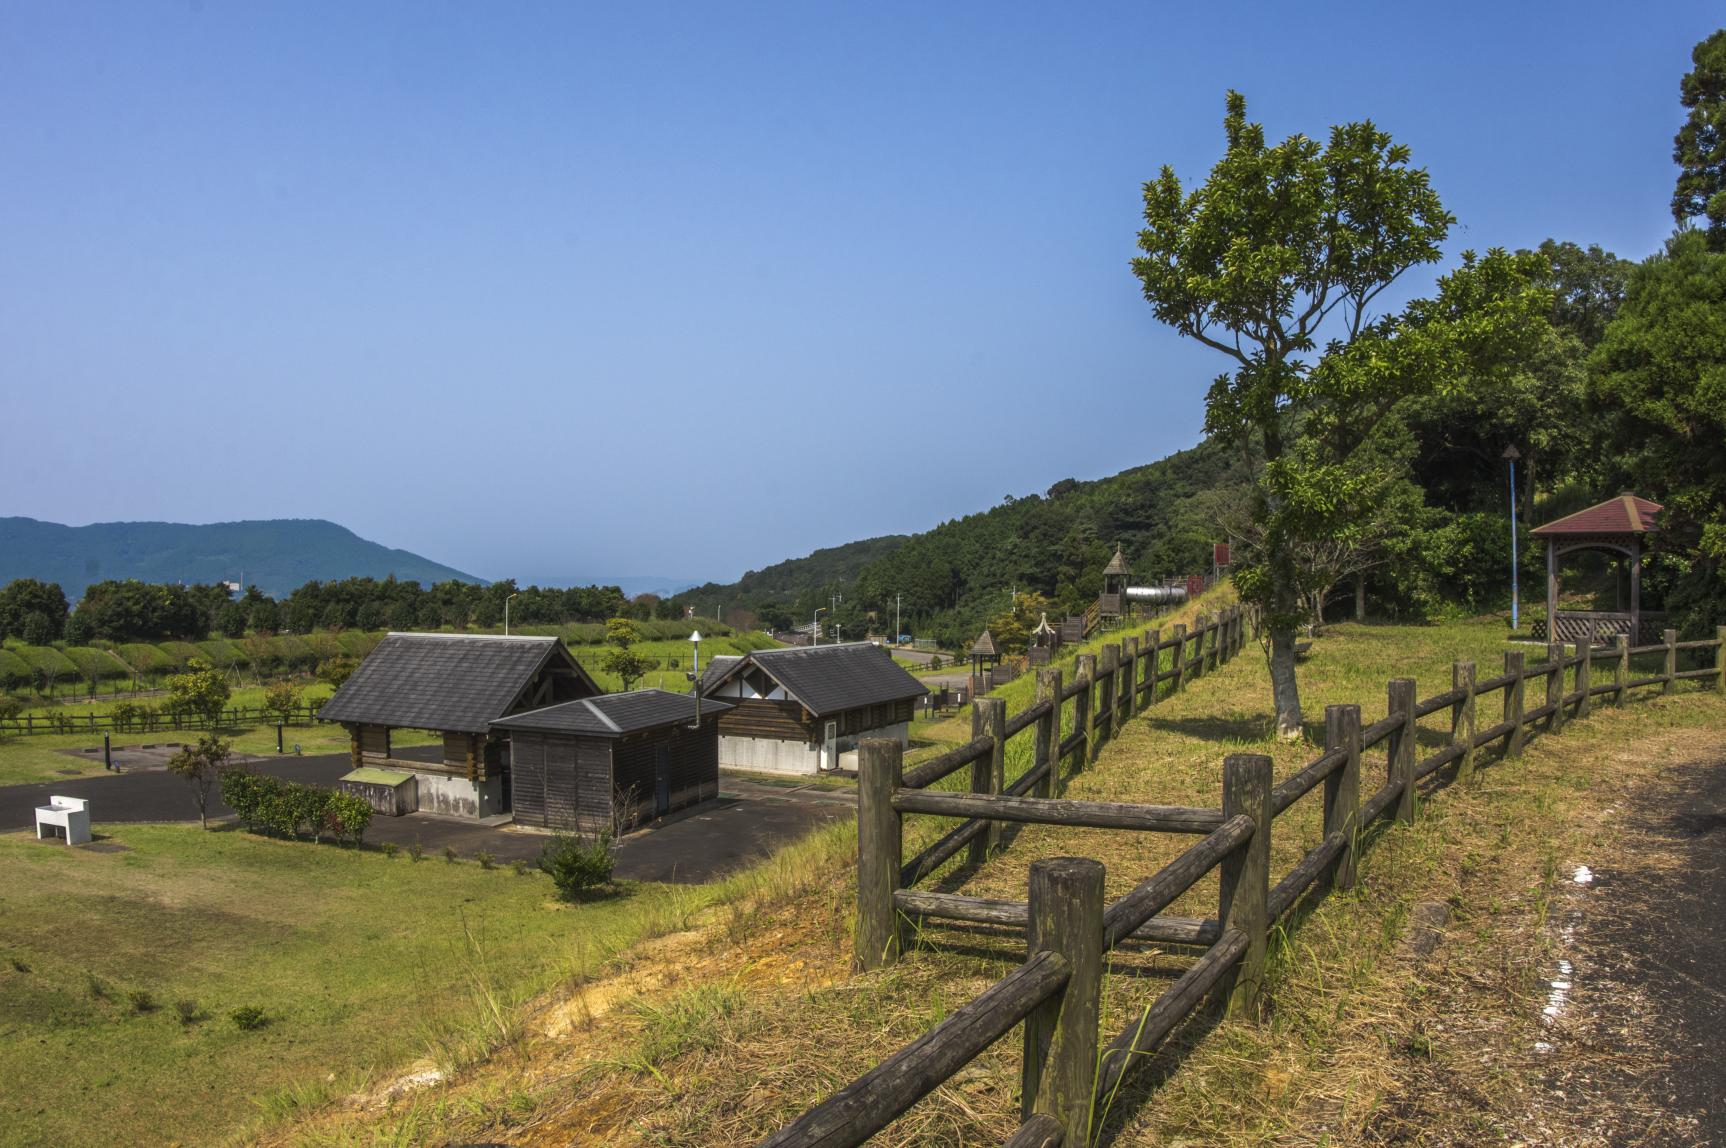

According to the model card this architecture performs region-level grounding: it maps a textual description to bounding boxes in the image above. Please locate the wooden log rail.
[766,618,1725,1147]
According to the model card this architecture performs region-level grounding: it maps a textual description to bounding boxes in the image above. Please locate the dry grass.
[256,612,1726,1146]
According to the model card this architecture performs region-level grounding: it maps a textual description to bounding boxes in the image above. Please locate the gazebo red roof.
[1530,494,1662,537]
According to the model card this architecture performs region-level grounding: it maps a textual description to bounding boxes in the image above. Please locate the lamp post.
[504,592,520,636]
[895,594,902,644]
[688,630,702,724]
[1503,445,1521,631]
[813,606,826,647]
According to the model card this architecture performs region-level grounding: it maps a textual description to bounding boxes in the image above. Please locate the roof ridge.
[581,697,622,733]
[384,631,556,642]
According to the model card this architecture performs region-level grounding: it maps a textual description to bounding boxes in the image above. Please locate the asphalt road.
[3,750,849,885]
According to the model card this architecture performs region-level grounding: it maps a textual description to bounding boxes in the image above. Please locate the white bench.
[36,795,91,845]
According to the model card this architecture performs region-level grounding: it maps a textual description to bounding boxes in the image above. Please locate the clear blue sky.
[1,2,1715,586]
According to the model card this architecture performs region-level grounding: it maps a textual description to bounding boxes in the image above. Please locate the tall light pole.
[504,592,520,636]
[688,630,702,723]
[813,606,826,647]
[1503,445,1521,630]
[895,594,902,643]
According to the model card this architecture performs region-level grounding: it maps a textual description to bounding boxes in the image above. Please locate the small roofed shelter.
[1100,548,1130,623]
[969,628,1001,694]
[700,642,928,774]
[318,633,600,818]
[1028,613,1061,666]
[1530,493,1665,644]
[490,690,732,831]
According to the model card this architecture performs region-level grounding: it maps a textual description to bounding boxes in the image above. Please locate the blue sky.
[1,2,1716,585]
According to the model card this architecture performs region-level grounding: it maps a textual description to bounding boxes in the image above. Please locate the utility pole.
[1503,445,1521,631]
[895,594,902,643]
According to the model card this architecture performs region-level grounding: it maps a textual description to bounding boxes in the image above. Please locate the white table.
[36,796,91,845]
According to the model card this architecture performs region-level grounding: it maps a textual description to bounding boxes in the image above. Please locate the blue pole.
[1508,457,1519,630]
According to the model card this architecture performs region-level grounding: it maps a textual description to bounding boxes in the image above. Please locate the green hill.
[0,518,483,600]
[670,439,1252,647]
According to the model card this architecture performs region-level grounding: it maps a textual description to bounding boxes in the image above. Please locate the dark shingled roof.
[698,655,741,696]
[970,630,1000,658]
[1531,494,1663,537]
[317,633,597,734]
[491,689,732,737]
[702,642,927,718]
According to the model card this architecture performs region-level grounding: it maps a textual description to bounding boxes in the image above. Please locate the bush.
[538,831,615,899]
[127,989,156,1014]
[408,839,425,862]
[381,841,399,859]
[443,845,459,864]
[510,858,529,877]
[175,999,201,1025]
[474,850,495,870]
[220,770,369,845]
[229,1005,268,1031]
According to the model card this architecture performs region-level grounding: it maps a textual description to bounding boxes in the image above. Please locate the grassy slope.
[0,822,816,1148]
[269,606,1726,1146]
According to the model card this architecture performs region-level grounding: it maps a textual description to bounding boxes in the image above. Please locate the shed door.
[654,744,671,817]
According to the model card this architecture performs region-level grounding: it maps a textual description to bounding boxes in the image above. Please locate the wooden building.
[1531,493,1667,643]
[317,633,600,818]
[699,642,928,774]
[491,690,731,832]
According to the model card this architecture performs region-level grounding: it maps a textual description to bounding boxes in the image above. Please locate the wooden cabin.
[699,642,928,774]
[490,689,730,832]
[317,633,600,818]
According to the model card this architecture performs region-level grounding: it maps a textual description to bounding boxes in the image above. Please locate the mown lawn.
[0,824,716,1148]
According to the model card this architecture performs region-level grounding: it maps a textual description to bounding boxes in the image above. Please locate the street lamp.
[504,592,520,636]
[1503,445,1521,630]
[688,630,702,725]
[813,606,826,647]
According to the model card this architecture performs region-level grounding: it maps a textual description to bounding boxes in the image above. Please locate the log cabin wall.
[613,721,720,826]
[715,697,816,742]
[508,731,613,832]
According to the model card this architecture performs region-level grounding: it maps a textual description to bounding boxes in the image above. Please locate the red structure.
[1530,493,1664,643]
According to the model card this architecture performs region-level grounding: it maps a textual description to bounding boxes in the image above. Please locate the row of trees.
[0,574,647,645]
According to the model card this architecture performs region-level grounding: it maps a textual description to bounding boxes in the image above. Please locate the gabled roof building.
[699,642,928,774]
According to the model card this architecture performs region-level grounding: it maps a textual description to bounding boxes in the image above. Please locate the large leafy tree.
[1673,29,1726,247]
[0,579,67,642]
[1133,92,1547,735]
[1591,229,1726,634]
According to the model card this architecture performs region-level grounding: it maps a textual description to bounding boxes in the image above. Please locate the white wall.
[414,772,506,818]
[720,721,910,777]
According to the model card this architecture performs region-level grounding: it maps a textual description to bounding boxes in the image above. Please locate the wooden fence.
[760,620,1726,1147]
[0,703,324,737]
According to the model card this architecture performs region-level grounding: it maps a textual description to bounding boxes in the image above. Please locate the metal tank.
[1124,584,1188,605]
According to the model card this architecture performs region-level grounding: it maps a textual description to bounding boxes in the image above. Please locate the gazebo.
[1028,612,1061,666]
[969,630,1001,697]
[1530,493,1665,644]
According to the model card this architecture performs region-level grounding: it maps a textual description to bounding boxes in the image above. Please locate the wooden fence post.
[1144,629,1161,706]
[1717,625,1726,692]
[855,738,903,971]
[1504,651,1526,758]
[1615,633,1629,705]
[972,697,1007,862]
[1664,628,1678,694]
[1021,857,1104,1146]
[1035,670,1060,799]
[1576,634,1593,720]
[1072,654,1094,776]
[1117,636,1136,731]
[1194,615,1210,675]
[1324,704,1361,891]
[1094,645,1118,761]
[1218,754,1272,1016]
[1545,644,1566,735]
[1387,678,1417,823]
[1170,624,1187,693]
[1452,661,1477,783]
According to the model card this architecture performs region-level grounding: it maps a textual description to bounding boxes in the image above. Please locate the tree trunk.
[1268,624,1302,738]
[1355,578,1366,622]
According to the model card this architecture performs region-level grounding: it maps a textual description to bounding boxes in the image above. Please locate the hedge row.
[220,770,371,846]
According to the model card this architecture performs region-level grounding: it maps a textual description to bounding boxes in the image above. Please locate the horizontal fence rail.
[0,702,326,737]
[764,613,1726,1147]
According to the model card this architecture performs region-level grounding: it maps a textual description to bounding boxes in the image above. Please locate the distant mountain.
[672,535,912,607]
[0,517,484,599]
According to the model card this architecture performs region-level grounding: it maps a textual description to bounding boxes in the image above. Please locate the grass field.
[254,604,1726,1146]
[0,821,832,1148]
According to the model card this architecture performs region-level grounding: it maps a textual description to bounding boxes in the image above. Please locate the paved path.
[3,752,850,885]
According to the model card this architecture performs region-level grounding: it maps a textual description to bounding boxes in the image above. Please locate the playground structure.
[1063,549,1201,642]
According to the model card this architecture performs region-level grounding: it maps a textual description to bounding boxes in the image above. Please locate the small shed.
[337,767,418,816]
[317,633,601,818]
[1028,613,1061,667]
[491,690,733,831]
[700,642,928,774]
[1530,493,1666,643]
[970,629,1001,696]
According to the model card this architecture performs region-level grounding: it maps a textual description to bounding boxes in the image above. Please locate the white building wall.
[720,721,910,777]
[414,772,507,818]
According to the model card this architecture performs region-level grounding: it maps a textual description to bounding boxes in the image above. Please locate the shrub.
[175,999,201,1025]
[408,839,425,862]
[443,845,459,864]
[220,769,368,845]
[381,841,399,859]
[85,971,110,1001]
[537,831,615,899]
[229,1005,268,1031]
[510,859,529,877]
[127,989,156,1014]
[474,850,496,870]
